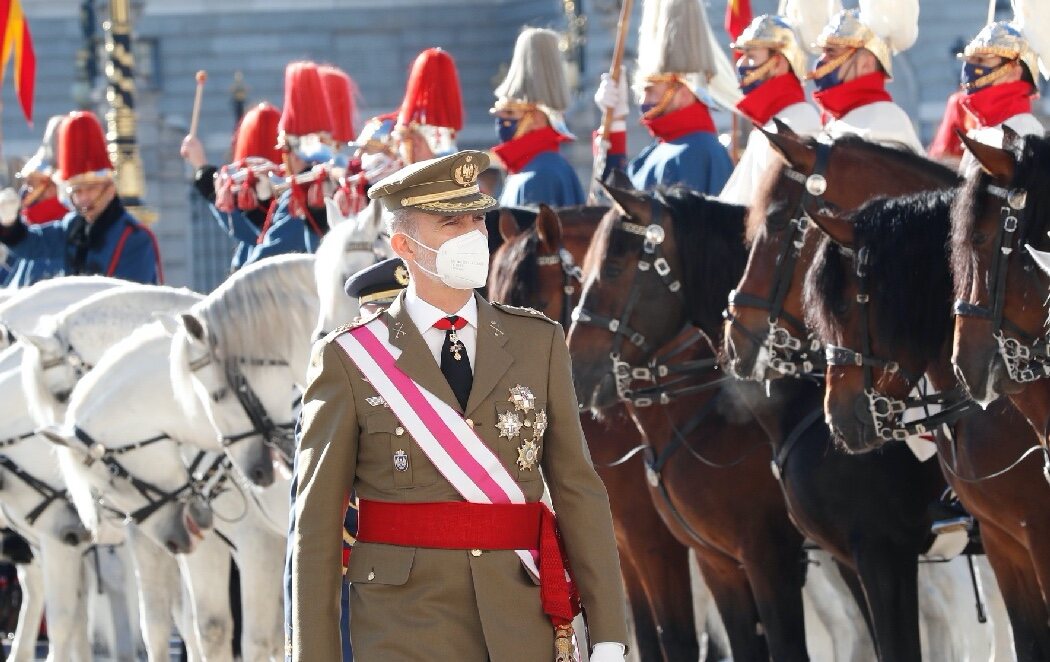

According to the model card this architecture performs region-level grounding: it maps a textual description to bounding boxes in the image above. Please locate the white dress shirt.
[403,286,478,370]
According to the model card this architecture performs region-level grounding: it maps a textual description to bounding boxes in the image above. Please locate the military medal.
[517,439,539,471]
[532,409,548,438]
[393,449,409,472]
[366,396,387,408]
[496,410,523,439]
[508,384,535,413]
[448,328,465,361]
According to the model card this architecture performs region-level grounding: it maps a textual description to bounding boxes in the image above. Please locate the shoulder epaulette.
[491,301,557,324]
[328,309,383,341]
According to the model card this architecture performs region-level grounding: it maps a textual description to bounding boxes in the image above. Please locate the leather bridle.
[535,246,583,329]
[952,185,1050,383]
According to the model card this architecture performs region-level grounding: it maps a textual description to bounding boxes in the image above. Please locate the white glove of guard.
[590,642,626,662]
[0,188,20,226]
[594,69,629,121]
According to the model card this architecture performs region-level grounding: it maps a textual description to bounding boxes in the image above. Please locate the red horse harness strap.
[356,499,579,625]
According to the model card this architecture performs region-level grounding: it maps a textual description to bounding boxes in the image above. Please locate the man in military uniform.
[593,0,733,194]
[719,13,822,205]
[807,6,923,153]
[491,28,585,207]
[0,111,162,286]
[289,150,628,661]
[956,16,1046,158]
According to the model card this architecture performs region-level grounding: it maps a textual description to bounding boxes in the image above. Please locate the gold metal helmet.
[960,22,1039,85]
[815,9,894,78]
[731,15,808,80]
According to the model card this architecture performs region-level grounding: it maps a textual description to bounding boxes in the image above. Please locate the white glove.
[590,642,626,662]
[594,70,629,122]
[0,188,20,226]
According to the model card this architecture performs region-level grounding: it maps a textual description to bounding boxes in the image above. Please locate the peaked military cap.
[367,150,497,216]
[344,257,410,305]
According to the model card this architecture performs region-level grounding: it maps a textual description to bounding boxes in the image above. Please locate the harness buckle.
[631,367,652,381]
[653,258,671,277]
[629,332,646,347]
[856,293,869,304]
[607,319,620,333]
[637,261,651,272]
[1004,215,1019,232]
[633,397,654,408]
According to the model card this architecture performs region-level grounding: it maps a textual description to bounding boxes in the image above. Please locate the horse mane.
[951,132,1050,299]
[659,187,749,329]
[748,135,959,245]
[489,232,539,307]
[190,254,317,365]
[806,189,957,359]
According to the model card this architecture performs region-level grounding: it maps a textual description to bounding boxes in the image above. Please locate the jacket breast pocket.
[493,401,545,482]
[363,413,439,488]
[346,542,415,586]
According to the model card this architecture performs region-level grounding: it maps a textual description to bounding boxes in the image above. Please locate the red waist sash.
[357,499,580,625]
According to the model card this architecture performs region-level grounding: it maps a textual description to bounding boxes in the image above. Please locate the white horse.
[0,276,124,349]
[19,283,201,428]
[170,255,319,488]
[49,320,288,660]
[312,198,393,340]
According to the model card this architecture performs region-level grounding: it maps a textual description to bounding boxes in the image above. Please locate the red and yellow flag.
[725,0,753,43]
[0,0,35,126]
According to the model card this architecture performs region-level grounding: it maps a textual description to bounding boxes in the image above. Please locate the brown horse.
[724,126,960,382]
[950,129,1050,442]
[804,189,1050,661]
[568,181,961,662]
[488,205,715,661]
[496,204,809,661]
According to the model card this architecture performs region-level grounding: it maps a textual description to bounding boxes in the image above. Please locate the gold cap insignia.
[394,264,410,286]
[452,155,479,187]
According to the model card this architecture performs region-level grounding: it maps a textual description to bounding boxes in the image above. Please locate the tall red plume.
[57,111,112,182]
[233,102,282,163]
[319,65,358,143]
[397,48,464,131]
[279,61,334,139]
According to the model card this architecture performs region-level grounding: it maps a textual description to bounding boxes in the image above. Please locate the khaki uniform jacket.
[289,292,627,661]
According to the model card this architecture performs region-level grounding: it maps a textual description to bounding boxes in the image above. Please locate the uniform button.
[367,571,375,581]
[470,549,482,557]
[465,419,474,429]
[395,426,404,436]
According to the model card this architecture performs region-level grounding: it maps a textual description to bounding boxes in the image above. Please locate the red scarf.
[813,72,892,121]
[641,101,716,142]
[960,81,1035,129]
[491,125,570,175]
[736,73,807,126]
[22,195,69,225]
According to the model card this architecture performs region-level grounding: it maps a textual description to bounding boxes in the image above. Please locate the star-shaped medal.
[508,385,535,413]
[517,439,540,471]
[532,409,548,438]
[496,410,523,439]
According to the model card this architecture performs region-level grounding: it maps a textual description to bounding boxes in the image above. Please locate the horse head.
[805,189,958,452]
[312,201,392,340]
[950,129,1050,408]
[725,128,959,382]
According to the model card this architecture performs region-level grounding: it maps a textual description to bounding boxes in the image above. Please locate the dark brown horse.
[724,126,961,383]
[804,188,1050,661]
[950,129,1050,443]
[488,205,717,661]
[567,181,957,662]
[492,204,808,660]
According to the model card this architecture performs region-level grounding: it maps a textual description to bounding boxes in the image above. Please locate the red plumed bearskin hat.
[278,61,334,146]
[318,65,358,144]
[397,48,464,131]
[56,111,113,186]
[233,102,283,163]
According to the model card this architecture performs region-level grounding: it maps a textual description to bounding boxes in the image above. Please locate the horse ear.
[38,426,71,448]
[324,197,354,227]
[154,313,180,335]
[1001,125,1023,152]
[1026,244,1050,278]
[179,313,206,343]
[605,168,634,192]
[535,204,563,253]
[759,124,816,173]
[770,117,799,140]
[498,209,521,242]
[957,129,1015,181]
[808,213,855,248]
[21,334,58,353]
[599,180,648,219]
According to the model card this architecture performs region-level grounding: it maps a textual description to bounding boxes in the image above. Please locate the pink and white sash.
[335,318,540,576]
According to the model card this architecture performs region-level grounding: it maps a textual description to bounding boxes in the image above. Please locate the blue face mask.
[961,61,1000,94]
[812,66,844,91]
[639,102,657,116]
[496,117,519,143]
[737,64,766,94]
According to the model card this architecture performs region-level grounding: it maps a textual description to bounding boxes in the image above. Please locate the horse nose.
[165,540,179,554]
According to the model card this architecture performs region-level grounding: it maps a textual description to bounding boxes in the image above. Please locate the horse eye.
[972,232,987,245]
[834,300,849,316]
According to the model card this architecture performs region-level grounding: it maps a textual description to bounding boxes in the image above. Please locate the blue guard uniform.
[245,188,326,265]
[193,165,265,272]
[490,28,585,208]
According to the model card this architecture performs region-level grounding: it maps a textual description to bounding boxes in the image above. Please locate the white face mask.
[404,229,489,290]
